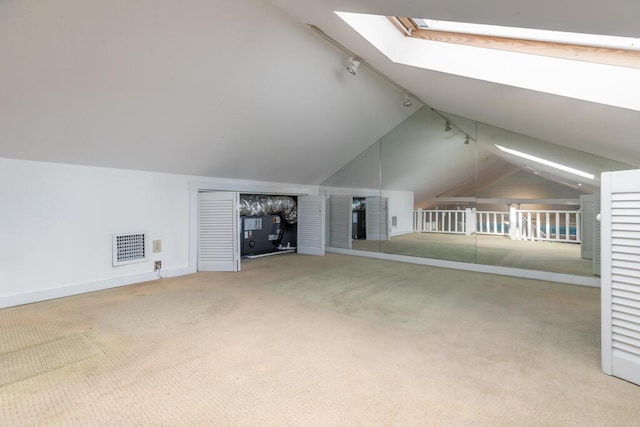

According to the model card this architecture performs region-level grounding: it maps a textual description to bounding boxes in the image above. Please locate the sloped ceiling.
[268,0,640,167]
[322,107,632,207]
[2,0,639,187]
[0,0,419,185]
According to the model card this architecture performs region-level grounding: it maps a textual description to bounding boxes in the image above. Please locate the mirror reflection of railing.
[413,209,476,235]
[512,209,581,243]
[477,211,509,236]
[413,208,581,243]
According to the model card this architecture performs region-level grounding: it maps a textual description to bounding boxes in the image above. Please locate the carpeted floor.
[352,233,593,276]
[1,253,637,426]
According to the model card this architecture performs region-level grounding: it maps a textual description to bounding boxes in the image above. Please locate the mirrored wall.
[321,106,633,277]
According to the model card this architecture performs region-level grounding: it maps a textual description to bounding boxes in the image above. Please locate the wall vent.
[112,232,147,266]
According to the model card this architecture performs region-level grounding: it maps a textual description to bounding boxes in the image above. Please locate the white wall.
[386,190,414,237]
[0,158,317,308]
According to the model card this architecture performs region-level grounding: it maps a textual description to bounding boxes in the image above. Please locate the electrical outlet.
[154,260,162,271]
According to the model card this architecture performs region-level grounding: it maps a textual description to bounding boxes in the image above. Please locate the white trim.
[159,266,192,279]
[0,265,163,309]
[390,227,414,237]
[600,171,613,374]
[326,247,601,287]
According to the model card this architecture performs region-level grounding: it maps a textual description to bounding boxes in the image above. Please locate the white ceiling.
[269,0,640,167]
[0,0,419,184]
[1,0,639,187]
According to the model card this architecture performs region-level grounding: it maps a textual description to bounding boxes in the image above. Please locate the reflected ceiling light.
[403,95,413,107]
[445,121,452,131]
[496,144,595,180]
[346,57,360,76]
[526,166,582,189]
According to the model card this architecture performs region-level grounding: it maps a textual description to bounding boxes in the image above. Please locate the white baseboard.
[390,228,414,237]
[326,247,601,288]
[160,266,195,279]
[0,266,193,309]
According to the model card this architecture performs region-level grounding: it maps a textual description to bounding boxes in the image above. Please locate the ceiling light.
[445,121,452,132]
[403,95,413,107]
[346,57,360,76]
[464,136,470,145]
[495,144,595,180]
[526,167,583,189]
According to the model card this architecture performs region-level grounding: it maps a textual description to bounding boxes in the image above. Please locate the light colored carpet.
[1,253,638,426]
[353,233,593,276]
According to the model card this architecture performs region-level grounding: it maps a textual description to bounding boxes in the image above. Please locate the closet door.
[601,170,640,386]
[581,195,595,260]
[594,194,602,276]
[297,196,325,256]
[198,191,240,272]
[329,195,353,249]
[366,196,389,241]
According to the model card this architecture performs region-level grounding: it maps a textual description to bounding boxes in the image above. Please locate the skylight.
[495,144,595,180]
[411,18,639,51]
[335,11,640,112]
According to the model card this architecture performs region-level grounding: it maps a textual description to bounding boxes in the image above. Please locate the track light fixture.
[431,108,477,144]
[346,57,360,76]
[403,95,413,107]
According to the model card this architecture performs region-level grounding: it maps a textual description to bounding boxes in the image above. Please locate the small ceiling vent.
[112,232,147,266]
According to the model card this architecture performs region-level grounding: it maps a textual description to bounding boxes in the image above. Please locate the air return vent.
[112,232,147,266]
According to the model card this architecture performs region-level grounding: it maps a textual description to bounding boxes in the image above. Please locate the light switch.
[153,240,162,253]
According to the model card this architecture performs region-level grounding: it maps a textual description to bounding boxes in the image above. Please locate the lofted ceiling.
[0,0,419,185]
[268,0,640,167]
[1,0,639,188]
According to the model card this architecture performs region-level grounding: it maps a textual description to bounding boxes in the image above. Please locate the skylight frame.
[389,16,640,70]
[410,18,640,51]
[336,11,640,112]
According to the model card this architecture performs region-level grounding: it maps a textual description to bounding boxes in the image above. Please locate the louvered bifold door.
[198,191,240,272]
[601,170,640,386]
[581,195,595,260]
[594,194,602,276]
[366,196,389,241]
[329,195,353,249]
[297,196,325,256]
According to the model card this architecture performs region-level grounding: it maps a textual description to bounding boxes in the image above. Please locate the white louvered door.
[594,194,602,276]
[581,195,595,260]
[297,196,325,256]
[366,196,389,241]
[601,170,640,386]
[198,191,240,272]
[329,195,353,249]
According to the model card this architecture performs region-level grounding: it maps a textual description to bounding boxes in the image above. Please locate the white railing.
[413,209,475,235]
[513,209,581,243]
[476,211,509,236]
[413,208,581,243]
